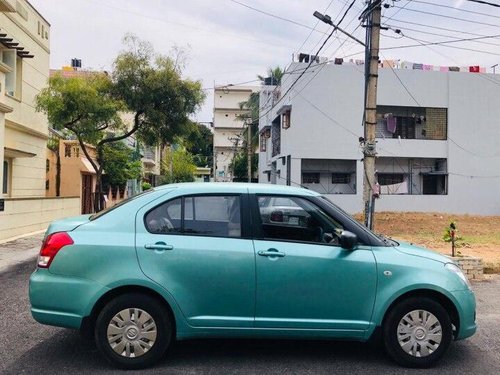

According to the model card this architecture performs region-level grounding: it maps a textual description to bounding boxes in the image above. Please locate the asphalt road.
[1,260,499,375]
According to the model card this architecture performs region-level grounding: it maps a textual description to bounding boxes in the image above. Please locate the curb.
[0,247,39,274]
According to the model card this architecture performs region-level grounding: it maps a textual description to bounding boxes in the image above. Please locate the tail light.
[38,232,74,268]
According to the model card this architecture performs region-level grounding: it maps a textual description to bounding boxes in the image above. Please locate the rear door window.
[145,195,241,238]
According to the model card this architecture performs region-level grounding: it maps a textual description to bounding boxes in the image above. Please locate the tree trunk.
[55,150,61,197]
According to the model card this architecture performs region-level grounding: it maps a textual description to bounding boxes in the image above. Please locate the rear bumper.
[29,268,108,329]
[451,289,477,340]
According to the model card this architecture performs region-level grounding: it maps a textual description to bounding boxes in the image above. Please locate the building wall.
[1,0,50,198]
[259,63,500,215]
[0,196,80,240]
[45,140,97,199]
[213,85,259,181]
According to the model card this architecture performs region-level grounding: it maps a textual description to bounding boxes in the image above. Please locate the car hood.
[45,214,92,236]
[395,241,450,264]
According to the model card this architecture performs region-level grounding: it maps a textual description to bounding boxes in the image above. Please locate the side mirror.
[339,230,357,250]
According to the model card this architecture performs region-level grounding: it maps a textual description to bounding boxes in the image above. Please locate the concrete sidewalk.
[0,232,44,273]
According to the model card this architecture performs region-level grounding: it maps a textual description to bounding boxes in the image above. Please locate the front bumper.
[29,268,108,329]
[451,288,477,340]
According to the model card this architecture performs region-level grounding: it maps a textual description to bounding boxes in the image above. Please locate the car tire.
[383,297,452,368]
[95,293,172,369]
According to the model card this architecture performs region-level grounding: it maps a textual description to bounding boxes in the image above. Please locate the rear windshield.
[89,189,155,220]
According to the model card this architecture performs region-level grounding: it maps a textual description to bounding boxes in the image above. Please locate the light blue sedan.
[29,183,476,369]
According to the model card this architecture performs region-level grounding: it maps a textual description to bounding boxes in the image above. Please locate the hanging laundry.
[334,58,344,65]
[382,60,396,68]
[469,66,480,73]
[355,59,364,65]
[449,66,460,72]
[413,63,423,70]
[423,64,433,71]
[385,114,397,134]
[401,61,413,69]
[440,66,449,72]
[460,66,469,72]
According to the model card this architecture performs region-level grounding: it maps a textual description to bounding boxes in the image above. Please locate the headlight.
[445,263,471,289]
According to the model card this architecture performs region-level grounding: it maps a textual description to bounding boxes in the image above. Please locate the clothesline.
[333,58,487,73]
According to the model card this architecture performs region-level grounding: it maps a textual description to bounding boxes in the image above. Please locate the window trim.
[143,193,250,239]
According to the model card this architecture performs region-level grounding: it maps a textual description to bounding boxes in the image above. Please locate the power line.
[388,18,500,39]
[294,0,336,55]
[390,5,500,29]
[228,0,327,34]
[383,23,500,48]
[83,0,295,50]
[258,1,358,123]
[466,0,500,7]
[412,0,500,19]
[379,48,500,159]
[381,33,500,56]
[384,0,413,23]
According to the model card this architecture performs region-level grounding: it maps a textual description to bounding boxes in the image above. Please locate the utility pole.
[314,1,381,229]
[362,0,382,229]
[247,119,252,182]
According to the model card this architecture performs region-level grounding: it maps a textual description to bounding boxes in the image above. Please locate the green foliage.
[112,34,206,146]
[102,142,142,187]
[231,152,258,181]
[142,182,152,191]
[37,73,123,146]
[36,34,206,211]
[257,66,285,85]
[183,122,213,168]
[160,147,197,184]
[443,220,463,243]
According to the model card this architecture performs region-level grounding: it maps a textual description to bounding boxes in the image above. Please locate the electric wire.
[389,5,500,29]
[257,0,358,123]
[412,0,500,19]
[466,0,500,7]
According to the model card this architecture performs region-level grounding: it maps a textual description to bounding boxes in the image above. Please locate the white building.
[258,62,500,215]
[213,85,259,181]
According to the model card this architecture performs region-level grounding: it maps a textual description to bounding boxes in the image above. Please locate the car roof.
[153,182,320,196]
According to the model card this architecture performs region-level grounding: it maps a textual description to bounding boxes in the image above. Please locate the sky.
[29,0,500,122]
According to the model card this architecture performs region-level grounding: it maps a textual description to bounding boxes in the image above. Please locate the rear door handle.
[144,242,174,251]
[258,250,285,257]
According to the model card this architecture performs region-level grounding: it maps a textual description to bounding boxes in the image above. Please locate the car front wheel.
[383,297,452,368]
[95,293,172,369]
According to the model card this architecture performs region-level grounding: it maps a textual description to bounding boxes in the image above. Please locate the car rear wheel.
[95,293,172,369]
[383,297,452,368]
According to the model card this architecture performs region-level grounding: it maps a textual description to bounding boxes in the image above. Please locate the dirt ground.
[354,212,500,272]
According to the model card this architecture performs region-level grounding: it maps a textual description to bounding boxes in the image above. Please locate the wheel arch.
[381,289,460,338]
[81,285,177,338]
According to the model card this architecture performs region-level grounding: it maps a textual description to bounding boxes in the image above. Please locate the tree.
[257,66,285,85]
[111,34,205,147]
[231,152,258,182]
[37,34,205,212]
[101,141,142,190]
[160,147,197,184]
[184,122,213,168]
[36,72,123,211]
[47,136,61,196]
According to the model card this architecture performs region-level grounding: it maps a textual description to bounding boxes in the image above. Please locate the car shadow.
[3,329,477,374]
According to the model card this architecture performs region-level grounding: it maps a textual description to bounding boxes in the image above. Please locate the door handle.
[144,242,174,251]
[258,250,285,257]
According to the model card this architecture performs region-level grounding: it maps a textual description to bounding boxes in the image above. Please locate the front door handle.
[258,250,285,257]
[144,242,174,251]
